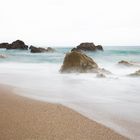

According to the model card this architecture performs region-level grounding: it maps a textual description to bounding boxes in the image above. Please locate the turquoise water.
[0,46,140,64]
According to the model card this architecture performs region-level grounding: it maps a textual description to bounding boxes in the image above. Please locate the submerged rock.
[0,54,7,58]
[98,68,112,74]
[30,46,55,53]
[60,51,98,73]
[118,60,134,67]
[71,42,103,52]
[6,40,28,50]
[47,47,55,52]
[96,73,106,78]
[128,69,140,77]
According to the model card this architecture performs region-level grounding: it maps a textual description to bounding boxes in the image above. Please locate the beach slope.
[0,85,128,140]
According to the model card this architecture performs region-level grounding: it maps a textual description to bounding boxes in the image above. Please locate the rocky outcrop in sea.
[71,42,103,52]
[30,46,55,53]
[0,40,28,50]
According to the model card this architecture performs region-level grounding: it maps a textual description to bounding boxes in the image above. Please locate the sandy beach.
[0,84,128,140]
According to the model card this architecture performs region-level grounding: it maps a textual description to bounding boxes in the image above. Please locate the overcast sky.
[0,0,140,46]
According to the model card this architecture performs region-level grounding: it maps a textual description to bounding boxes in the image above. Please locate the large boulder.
[60,51,98,73]
[30,46,55,53]
[128,69,140,77]
[6,40,28,50]
[71,43,103,52]
[0,43,9,49]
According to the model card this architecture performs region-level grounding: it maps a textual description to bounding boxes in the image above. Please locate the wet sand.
[0,85,128,140]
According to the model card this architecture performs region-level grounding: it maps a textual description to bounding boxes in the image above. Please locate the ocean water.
[0,46,140,139]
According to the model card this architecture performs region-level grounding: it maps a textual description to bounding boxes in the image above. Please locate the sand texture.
[0,85,128,140]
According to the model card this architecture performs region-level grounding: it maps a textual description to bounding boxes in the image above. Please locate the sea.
[0,46,140,139]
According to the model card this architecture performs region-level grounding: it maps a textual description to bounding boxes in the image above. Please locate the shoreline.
[0,84,128,140]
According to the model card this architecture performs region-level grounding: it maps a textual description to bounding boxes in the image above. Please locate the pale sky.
[0,0,140,46]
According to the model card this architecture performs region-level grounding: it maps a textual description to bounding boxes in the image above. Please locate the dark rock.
[77,43,97,51]
[71,48,77,52]
[60,51,98,73]
[71,42,103,52]
[0,43,9,49]
[0,40,28,50]
[71,48,81,52]
[128,69,140,77]
[96,45,103,51]
[6,40,28,50]
[29,45,35,50]
[30,46,47,53]
[30,46,55,53]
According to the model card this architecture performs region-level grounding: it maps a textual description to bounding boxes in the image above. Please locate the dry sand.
[0,85,128,140]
